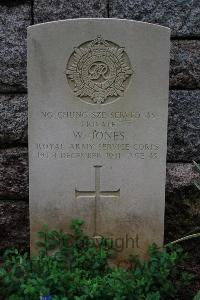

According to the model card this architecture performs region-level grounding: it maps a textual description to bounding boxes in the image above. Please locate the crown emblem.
[66,36,133,104]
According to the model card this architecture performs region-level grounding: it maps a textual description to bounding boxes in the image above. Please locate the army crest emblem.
[66,36,133,104]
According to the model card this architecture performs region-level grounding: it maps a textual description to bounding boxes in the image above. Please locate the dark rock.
[165,163,200,251]
[0,148,28,200]
[0,94,28,145]
[34,0,108,23]
[166,163,200,196]
[168,90,200,162]
[0,200,29,254]
[109,0,200,37]
[0,3,31,92]
[170,40,200,89]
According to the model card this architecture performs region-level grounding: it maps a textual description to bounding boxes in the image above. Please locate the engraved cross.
[75,165,120,236]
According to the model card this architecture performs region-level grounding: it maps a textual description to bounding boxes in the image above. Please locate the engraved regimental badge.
[66,36,133,105]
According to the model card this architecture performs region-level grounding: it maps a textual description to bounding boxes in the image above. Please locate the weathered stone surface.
[1,91,199,162]
[0,163,200,249]
[0,148,28,200]
[0,151,199,201]
[170,40,200,89]
[0,163,198,251]
[1,2,199,91]
[0,149,200,248]
[0,145,199,208]
[0,3,31,92]
[34,0,107,23]
[109,0,200,37]
[168,90,200,162]
[0,94,28,145]
[28,19,171,260]
[0,200,29,253]
[166,163,200,195]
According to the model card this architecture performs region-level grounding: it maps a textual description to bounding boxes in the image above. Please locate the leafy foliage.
[194,291,200,300]
[0,219,193,300]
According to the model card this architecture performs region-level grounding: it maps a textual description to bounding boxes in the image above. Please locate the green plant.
[0,219,193,300]
[194,291,200,300]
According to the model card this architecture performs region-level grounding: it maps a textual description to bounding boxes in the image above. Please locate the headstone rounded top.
[28,18,171,34]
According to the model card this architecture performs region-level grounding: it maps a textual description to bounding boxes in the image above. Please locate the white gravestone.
[28,19,170,263]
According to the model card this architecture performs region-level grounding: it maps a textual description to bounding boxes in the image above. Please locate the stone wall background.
[0,0,199,254]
